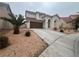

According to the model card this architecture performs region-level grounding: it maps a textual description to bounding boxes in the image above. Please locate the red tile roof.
[60,17,73,23]
[70,15,79,16]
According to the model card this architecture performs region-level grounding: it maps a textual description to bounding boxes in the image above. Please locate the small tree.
[0,13,27,34]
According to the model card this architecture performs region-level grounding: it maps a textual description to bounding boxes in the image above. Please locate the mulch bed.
[0,29,48,57]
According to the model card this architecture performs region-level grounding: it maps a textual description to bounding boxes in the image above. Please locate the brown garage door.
[30,22,43,28]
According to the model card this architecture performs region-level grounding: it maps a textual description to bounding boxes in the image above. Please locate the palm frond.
[1,17,12,23]
[0,14,26,27]
[0,17,15,25]
[17,15,24,22]
[17,14,25,26]
[21,21,27,25]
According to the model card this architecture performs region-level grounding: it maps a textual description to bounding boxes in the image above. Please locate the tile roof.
[60,17,73,23]
[26,17,44,23]
[70,15,79,16]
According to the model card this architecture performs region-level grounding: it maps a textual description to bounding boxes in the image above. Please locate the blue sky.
[7,2,79,17]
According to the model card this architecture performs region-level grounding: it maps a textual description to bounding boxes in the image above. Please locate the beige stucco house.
[25,10,63,30]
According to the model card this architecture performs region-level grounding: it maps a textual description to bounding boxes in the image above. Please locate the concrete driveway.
[32,29,65,45]
[32,29,79,57]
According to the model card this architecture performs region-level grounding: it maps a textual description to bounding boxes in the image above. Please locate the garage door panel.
[30,22,43,28]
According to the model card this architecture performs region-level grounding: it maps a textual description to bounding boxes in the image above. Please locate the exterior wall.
[67,22,74,29]
[60,19,68,26]
[44,16,51,29]
[44,19,48,29]
[51,16,61,29]
[0,3,13,30]
[26,21,30,29]
[36,12,40,20]
[0,20,3,29]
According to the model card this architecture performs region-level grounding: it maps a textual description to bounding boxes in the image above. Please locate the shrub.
[0,36,10,49]
[60,29,64,33]
[25,31,31,37]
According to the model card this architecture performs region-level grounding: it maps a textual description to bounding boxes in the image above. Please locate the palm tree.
[0,13,27,34]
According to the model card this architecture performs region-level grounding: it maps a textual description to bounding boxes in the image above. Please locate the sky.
[7,2,79,17]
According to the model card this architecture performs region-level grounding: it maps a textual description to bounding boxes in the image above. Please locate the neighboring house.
[60,17,74,29]
[0,2,13,30]
[60,15,79,33]
[56,16,74,33]
[70,15,79,19]
[69,14,79,30]
[25,10,62,29]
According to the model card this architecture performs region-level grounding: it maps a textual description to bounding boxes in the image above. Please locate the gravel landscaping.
[0,29,48,57]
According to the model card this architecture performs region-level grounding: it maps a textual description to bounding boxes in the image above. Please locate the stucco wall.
[0,3,13,30]
[51,16,61,29]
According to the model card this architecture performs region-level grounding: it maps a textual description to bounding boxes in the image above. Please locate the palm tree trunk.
[13,25,20,34]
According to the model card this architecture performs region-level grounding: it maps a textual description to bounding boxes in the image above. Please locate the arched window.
[48,19,50,28]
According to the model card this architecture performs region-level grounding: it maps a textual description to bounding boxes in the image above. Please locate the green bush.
[0,36,10,49]
[25,31,31,37]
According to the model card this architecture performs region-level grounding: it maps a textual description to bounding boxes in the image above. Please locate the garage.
[30,22,43,28]
[26,17,44,28]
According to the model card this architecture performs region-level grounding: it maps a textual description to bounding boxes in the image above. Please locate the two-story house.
[25,10,62,30]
